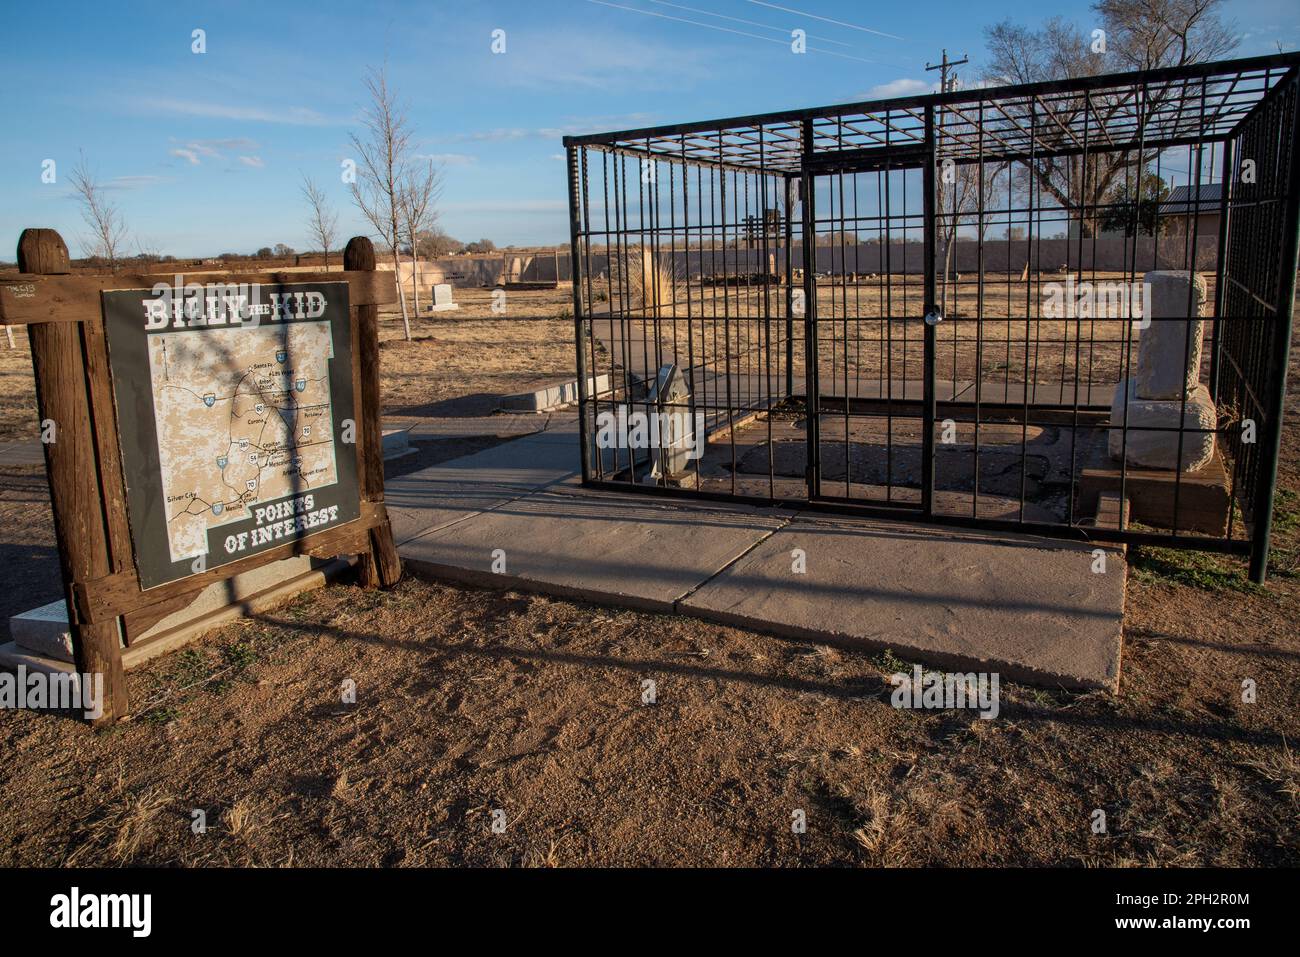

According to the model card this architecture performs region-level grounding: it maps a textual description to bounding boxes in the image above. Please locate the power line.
[645,0,851,47]
[744,1,904,41]
[583,0,882,63]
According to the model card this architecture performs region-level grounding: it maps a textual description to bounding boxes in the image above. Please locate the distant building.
[1158,183,1222,238]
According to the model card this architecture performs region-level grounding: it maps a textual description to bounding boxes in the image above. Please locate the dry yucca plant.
[607,245,678,315]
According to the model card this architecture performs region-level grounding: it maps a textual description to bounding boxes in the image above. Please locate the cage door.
[803,162,933,509]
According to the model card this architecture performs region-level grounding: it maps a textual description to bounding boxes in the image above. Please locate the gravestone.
[1135,271,1207,400]
[1108,379,1217,471]
[648,363,695,481]
[1109,270,1216,472]
[429,283,459,313]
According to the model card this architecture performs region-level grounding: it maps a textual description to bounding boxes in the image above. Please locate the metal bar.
[564,53,1300,151]
[580,478,1253,552]
[921,105,937,517]
[566,146,592,485]
[800,120,820,499]
[1210,136,1234,403]
[1249,74,1300,582]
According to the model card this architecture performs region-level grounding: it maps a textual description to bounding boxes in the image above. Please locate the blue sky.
[2,0,1297,258]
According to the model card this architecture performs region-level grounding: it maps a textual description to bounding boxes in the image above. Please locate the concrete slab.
[386,415,547,440]
[384,434,580,544]
[4,557,347,671]
[526,414,580,442]
[389,427,1125,692]
[0,441,44,467]
[971,381,1114,409]
[0,642,75,677]
[9,600,74,661]
[542,479,800,519]
[401,488,789,613]
[386,478,535,545]
[500,375,612,412]
[680,514,1124,690]
[382,427,416,461]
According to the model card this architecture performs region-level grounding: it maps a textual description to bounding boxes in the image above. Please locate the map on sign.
[104,281,360,589]
[150,322,338,563]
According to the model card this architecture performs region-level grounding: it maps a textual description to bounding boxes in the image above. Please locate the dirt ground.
[599,272,1201,390]
[0,283,1297,866]
[375,287,577,418]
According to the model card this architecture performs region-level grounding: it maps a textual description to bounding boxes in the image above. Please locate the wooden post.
[344,236,402,588]
[19,228,128,724]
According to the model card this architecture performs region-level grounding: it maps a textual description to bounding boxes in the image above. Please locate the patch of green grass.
[1272,488,1300,535]
[208,640,260,695]
[870,648,911,676]
[1130,544,1258,593]
[166,649,212,688]
[1012,686,1061,708]
[222,640,257,671]
[141,705,180,726]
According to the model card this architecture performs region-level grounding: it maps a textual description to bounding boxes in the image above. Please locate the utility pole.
[925,49,969,318]
[925,49,969,93]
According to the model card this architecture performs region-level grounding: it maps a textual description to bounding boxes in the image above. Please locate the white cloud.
[414,152,476,165]
[439,114,658,145]
[171,148,201,165]
[479,27,712,92]
[142,98,337,126]
[444,128,532,143]
[190,137,259,154]
[238,156,265,168]
[862,77,933,100]
[104,175,165,190]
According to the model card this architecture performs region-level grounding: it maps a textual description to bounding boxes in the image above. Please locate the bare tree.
[937,158,1010,314]
[68,152,129,271]
[983,0,1237,236]
[399,158,443,316]
[1097,0,1237,70]
[301,172,339,268]
[418,228,460,258]
[348,65,413,338]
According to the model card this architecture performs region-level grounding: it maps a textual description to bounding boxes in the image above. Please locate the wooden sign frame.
[0,229,402,724]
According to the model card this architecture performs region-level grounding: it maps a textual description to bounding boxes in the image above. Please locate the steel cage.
[563,53,1300,583]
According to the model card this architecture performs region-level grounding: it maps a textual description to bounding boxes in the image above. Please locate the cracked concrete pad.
[680,515,1124,690]
[386,478,533,545]
[385,435,580,544]
[400,489,788,612]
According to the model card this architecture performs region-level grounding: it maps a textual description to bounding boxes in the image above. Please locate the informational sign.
[104,281,360,589]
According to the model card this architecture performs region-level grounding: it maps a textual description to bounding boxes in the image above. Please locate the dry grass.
[375,287,576,416]
[1242,739,1300,806]
[63,784,172,866]
[595,272,1185,390]
[0,276,1296,868]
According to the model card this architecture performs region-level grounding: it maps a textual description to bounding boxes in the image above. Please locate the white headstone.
[1108,378,1216,472]
[1135,271,1207,400]
[649,364,694,479]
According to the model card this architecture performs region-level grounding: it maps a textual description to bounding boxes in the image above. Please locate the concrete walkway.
[1,409,1125,689]
[394,431,1126,690]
